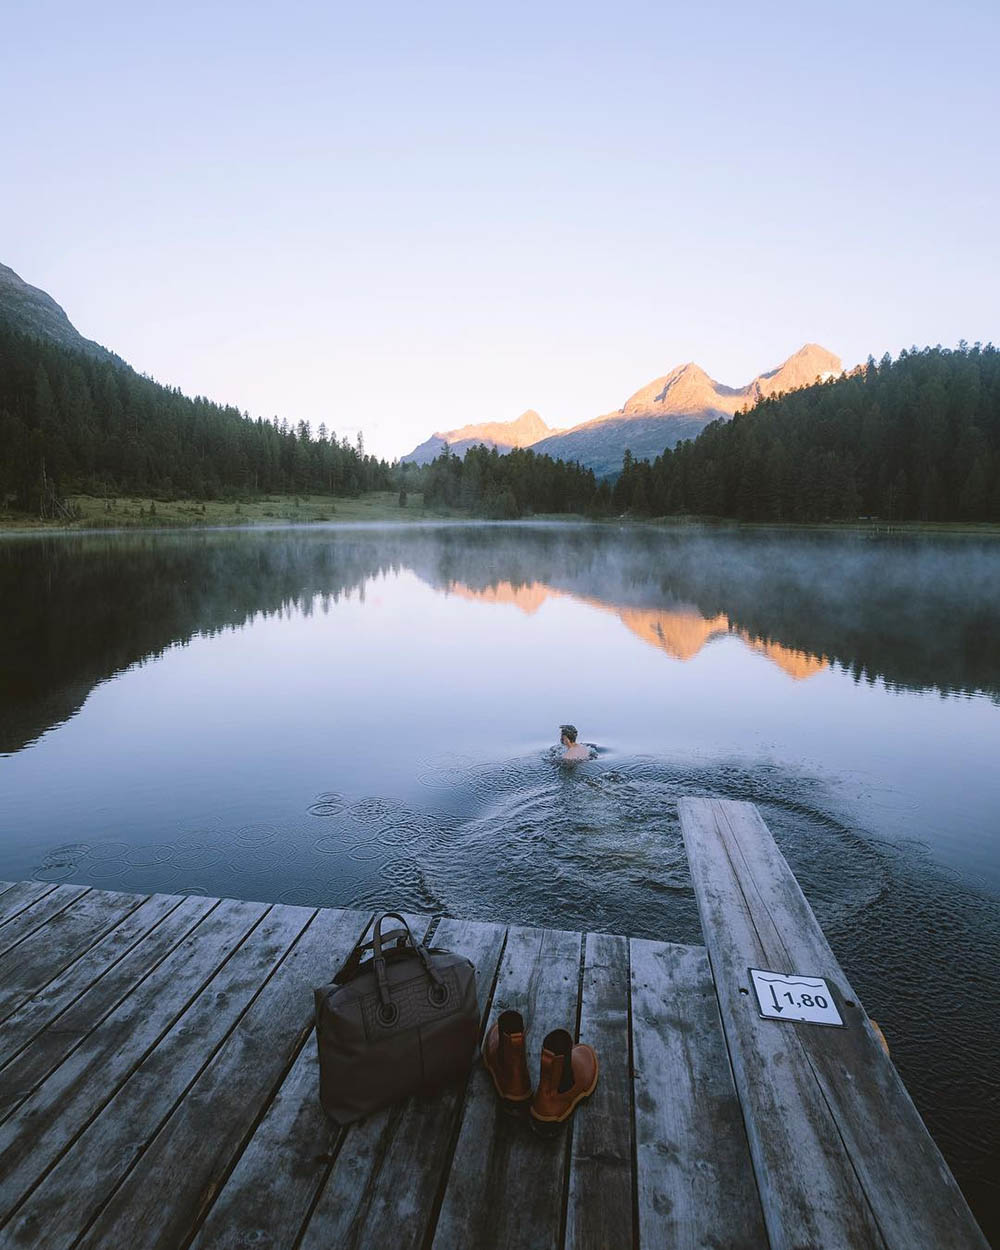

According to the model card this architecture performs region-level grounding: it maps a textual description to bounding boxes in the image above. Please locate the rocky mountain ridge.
[402,409,552,465]
[401,344,842,475]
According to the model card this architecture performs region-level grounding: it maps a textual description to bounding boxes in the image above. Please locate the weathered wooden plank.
[0,889,147,1024]
[0,884,91,960]
[0,897,266,1211]
[0,885,92,960]
[630,938,766,1250]
[186,1040,334,1250]
[2,903,319,1250]
[430,925,583,1250]
[0,882,60,934]
[564,932,633,1250]
[0,885,18,914]
[0,892,194,1073]
[296,917,509,1250]
[187,912,438,1250]
[680,797,881,1249]
[0,886,87,959]
[188,912,441,1250]
[679,796,989,1250]
[73,906,373,1250]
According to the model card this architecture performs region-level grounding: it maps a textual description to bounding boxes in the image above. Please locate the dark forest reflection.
[3,522,999,754]
[3,522,1000,1235]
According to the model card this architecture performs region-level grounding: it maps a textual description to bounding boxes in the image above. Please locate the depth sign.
[749,967,844,1027]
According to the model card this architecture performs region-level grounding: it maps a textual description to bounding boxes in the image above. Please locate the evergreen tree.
[0,319,392,510]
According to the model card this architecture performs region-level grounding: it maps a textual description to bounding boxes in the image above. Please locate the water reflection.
[2,523,1000,1234]
[447,579,829,678]
[2,522,998,754]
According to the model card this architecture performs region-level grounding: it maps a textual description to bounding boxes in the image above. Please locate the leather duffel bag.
[314,911,479,1124]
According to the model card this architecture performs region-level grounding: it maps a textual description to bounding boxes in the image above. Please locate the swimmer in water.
[560,724,591,762]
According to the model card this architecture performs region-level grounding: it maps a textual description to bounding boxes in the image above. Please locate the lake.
[2,521,999,1235]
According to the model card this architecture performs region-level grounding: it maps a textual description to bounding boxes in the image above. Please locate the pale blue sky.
[3,0,997,459]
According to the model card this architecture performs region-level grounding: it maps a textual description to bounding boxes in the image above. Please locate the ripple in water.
[232,822,281,848]
[169,838,226,872]
[347,797,411,829]
[307,793,348,818]
[344,840,387,863]
[33,842,89,882]
[313,833,346,856]
[125,843,174,869]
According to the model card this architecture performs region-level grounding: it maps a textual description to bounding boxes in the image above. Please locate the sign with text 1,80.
[749,968,844,1027]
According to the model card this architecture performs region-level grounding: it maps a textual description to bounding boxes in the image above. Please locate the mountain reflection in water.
[446,579,829,679]
[3,521,999,756]
[2,522,1000,1237]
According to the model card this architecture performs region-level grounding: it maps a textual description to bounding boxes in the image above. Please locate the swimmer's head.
[560,724,578,744]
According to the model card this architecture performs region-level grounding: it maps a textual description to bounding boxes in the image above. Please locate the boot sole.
[529,1054,600,1133]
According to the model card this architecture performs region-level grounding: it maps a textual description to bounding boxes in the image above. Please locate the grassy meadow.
[0,491,462,530]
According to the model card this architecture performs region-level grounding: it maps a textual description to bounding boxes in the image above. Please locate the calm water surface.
[2,522,999,1234]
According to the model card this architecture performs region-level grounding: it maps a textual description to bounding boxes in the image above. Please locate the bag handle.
[370,912,444,1005]
[333,911,444,1007]
[332,913,405,986]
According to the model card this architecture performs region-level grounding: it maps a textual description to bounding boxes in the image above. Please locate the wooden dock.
[0,799,988,1249]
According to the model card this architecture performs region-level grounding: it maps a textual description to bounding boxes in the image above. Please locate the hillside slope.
[0,263,113,362]
[614,344,1000,522]
[0,265,387,511]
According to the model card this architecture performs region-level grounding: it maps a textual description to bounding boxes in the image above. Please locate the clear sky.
[3,0,997,460]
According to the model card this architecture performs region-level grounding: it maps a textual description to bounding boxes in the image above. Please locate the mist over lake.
[2,520,999,1226]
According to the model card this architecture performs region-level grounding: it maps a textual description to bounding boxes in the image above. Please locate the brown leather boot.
[529,1028,599,1133]
[482,1009,532,1105]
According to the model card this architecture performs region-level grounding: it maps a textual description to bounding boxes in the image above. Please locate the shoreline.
[1,492,998,538]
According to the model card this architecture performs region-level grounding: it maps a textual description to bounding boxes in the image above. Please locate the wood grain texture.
[679,796,988,1250]
[0,898,265,1211]
[0,889,146,1025]
[0,894,220,1121]
[0,885,83,958]
[430,925,583,1250]
[74,906,372,1250]
[0,893,192,1074]
[298,917,508,1250]
[0,882,58,927]
[1,904,317,1250]
[564,932,633,1250]
[187,1041,340,1250]
[630,938,766,1250]
[188,912,436,1250]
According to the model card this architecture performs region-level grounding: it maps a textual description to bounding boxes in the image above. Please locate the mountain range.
[402,409,552,465]
[401,344,842,476]
[0,261,840,482]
